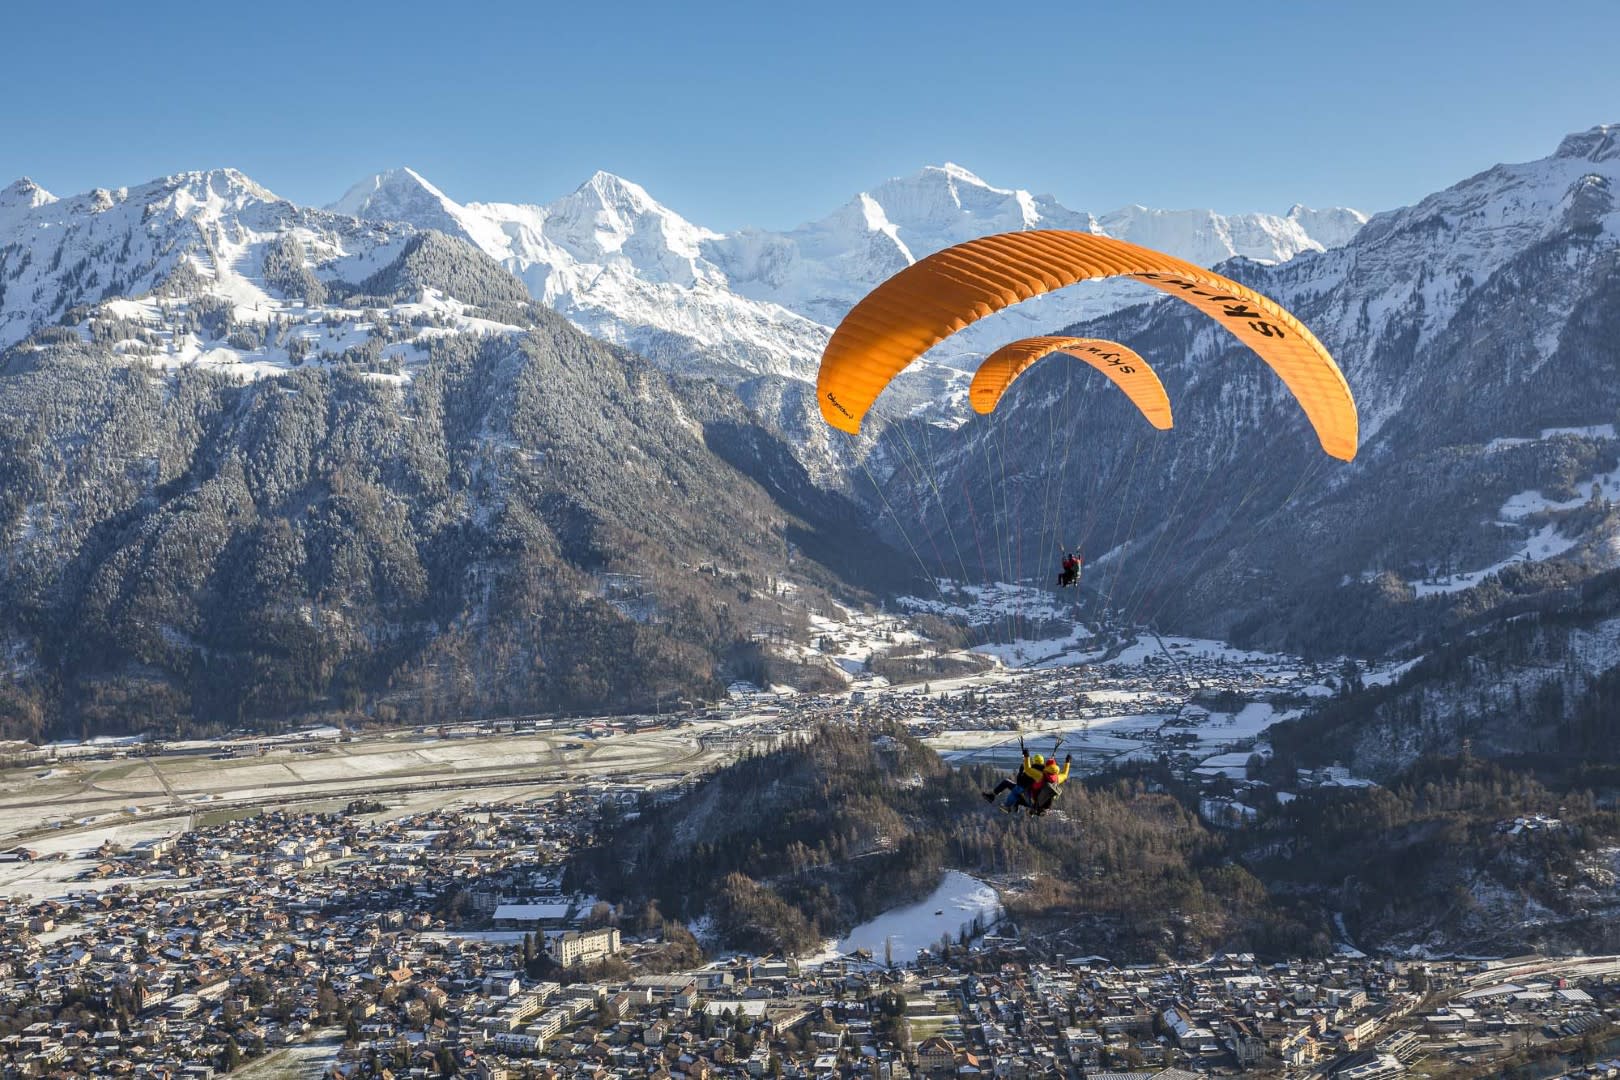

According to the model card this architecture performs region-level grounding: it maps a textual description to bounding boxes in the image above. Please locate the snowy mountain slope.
[1255,123,1620,448]
[710,164,1363,327]
[1098,203,1369,270]
[330,168,831,382]
[0,168,454,370]
[706,164,1100,329]
[327,162,1366,388]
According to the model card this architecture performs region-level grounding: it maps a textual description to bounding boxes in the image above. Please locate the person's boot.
[982,791,995,802]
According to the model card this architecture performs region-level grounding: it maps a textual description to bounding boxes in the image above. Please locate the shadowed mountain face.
[0,181,920,741]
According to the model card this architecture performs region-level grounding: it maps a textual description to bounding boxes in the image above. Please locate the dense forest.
[569,725,1620,961]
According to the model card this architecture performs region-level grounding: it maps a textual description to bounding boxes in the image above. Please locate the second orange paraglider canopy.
[970,336,1173,430]
[816,230,1357,461]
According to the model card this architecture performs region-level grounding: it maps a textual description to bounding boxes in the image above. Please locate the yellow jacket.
[1018,753,1044,786]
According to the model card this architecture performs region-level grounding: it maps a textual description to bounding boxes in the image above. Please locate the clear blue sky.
[5,0,1616,230]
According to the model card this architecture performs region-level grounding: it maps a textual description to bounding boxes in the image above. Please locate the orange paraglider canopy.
[970,336,1172,430]
[816,230,1357,460]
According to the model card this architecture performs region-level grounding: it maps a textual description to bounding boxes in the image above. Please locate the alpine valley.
[2,124,1619,796]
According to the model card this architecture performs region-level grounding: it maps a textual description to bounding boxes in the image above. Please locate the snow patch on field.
[0,818,178,899]
[1395,446,1620,595]
[973,623,1095,668]
[807,870,1001,965]
[1411,524,1579,597]
[1108,636,1293,667]
[1486,423,1616,452]
[899,580,1073,626]
[1364,656,1424,687]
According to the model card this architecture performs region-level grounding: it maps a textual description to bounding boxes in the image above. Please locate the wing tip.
[1325,437,1359,462]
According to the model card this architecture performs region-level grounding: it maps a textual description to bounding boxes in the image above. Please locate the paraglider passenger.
[983,738,1045,812]
[1029,754,1072,816]
[1057,552,1081,588]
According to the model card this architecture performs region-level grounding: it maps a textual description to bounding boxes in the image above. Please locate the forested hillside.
[570,725,1620,960]
[0,211,920,742]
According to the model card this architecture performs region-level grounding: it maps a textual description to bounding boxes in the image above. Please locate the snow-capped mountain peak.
[329,166,467,232]
[1096,202,1369,267]
[1556,124,1620,163]
[1284,203,1370,250]
[935,161,988,184]
[139,168,284,220]
[864,162,1073,241]
[330,166,446,215]
[1,177,56,210]
[542,170,719,263]
[0,165,429,352]
[324,159,1369,395]
[573,170,673,218]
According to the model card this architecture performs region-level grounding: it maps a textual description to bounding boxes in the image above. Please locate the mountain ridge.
[319,160,1366,387]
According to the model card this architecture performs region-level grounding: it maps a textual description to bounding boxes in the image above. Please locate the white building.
[548,927,620,968]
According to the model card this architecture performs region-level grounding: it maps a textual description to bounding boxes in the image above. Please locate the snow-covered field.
[1486,423,1616,453]
[0,723,712,853]
[809,871,1001,965]
[931,701,1296,774]
[973,622,1096,668]
[1411,524,1580,597]
[917,629,1345,774]
[754,597,927,689]
[0,818,179,899]
[1398,439,1620,596]
[232,1027,345,1080]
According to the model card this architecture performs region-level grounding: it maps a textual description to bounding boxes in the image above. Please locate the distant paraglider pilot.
[1057,551,1082,589]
